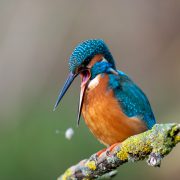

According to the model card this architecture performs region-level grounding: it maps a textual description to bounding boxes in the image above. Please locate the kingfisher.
[54,39,156,151]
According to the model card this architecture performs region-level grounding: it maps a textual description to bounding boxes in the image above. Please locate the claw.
[96,148,107,157]
[95,143,120,158]
[106,143,120,156]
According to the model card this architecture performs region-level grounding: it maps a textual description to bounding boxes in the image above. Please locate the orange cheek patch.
[87,54,104,68]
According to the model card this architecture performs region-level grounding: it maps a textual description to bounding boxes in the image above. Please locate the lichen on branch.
[58,123,180,180]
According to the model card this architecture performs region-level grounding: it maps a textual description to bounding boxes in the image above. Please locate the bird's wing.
[108,71,156,129]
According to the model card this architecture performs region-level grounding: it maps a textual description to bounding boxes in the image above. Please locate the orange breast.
[82,74,147,146]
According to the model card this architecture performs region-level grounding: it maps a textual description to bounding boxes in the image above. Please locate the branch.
[58,123,180,180]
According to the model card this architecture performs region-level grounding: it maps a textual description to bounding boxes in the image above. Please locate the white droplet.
[65,128,74,140]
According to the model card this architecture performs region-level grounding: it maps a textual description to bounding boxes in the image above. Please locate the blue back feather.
[108,71,156,129]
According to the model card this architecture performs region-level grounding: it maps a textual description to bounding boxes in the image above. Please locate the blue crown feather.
[68,39,115,73]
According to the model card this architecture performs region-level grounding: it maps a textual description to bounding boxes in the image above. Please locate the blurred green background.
[0,0,180,179]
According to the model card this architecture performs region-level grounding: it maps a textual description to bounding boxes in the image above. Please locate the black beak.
[53,72,77,111]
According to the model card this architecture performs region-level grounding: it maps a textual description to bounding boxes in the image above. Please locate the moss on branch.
[58,123,180,180]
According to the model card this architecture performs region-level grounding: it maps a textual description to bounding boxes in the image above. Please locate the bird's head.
[53,39,118,125]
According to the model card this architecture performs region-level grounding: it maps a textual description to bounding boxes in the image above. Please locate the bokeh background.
[0,0,180,179]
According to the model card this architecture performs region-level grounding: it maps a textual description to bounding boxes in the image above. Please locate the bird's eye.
[76,66,83,73]
[77,65,87,74]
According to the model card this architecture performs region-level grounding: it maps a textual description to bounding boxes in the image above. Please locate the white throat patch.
[88,74,101,90]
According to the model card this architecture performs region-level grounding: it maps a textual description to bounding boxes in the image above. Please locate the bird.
[53,39,156,153]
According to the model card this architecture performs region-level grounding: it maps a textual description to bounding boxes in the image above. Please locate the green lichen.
[116,130,153,161]
[170,125,179,137]
[59,169,72,180]
[116,149,128,161]
[85,161,96,171]
[150,124,180,156]
[170,125,180,143]
[175,136,180,143]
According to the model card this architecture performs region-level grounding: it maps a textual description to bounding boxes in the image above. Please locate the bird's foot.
[96,148,107,157]
[95,143,120,158]
[106,143,119,156]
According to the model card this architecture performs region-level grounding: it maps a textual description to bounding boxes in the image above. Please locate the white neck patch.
[88,74,101,90]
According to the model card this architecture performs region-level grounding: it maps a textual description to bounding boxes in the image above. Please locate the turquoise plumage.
[109,71,156,129]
